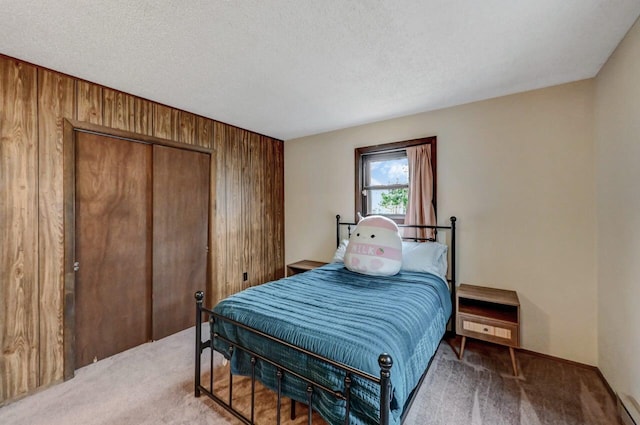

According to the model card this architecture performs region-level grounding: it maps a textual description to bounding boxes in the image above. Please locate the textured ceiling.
[1,1,639,140]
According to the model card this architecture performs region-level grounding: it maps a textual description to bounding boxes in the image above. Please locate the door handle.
[73,262,80,272]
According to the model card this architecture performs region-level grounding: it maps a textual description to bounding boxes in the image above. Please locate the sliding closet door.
[152,145,210,340]
[75,132,152,368]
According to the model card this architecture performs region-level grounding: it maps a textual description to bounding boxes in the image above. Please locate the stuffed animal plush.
[344,215,402,276]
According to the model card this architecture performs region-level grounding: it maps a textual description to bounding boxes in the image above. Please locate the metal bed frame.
[194,215,457,425]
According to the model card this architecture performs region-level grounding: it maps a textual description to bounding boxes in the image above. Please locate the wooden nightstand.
[286,260,328,276]
[456,284,520,375]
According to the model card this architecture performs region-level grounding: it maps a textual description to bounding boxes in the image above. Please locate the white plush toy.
[344,215,402,276]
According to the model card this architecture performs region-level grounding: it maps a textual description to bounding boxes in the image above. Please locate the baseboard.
[517,347,598,370]
[446,336,619,405]
[518,345,640,425]
[595,367,618,401]
[618,394,640,425]
[509,347,621,403]
[0,377,64,408]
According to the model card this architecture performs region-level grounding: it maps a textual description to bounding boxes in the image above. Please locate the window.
[362,150,409,218]
[355,137,436,223]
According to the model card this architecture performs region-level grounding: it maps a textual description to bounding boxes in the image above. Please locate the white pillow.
[332,239,349,263]
[401,241,448,279]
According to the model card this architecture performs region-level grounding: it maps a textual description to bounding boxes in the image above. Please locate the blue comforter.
[213,262,451,425]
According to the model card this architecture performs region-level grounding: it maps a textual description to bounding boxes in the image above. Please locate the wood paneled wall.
[212,124,284,305]
[0,55,284,404]
[0,57,39,403]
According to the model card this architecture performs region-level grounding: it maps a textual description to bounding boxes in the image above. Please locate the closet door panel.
[75,132,152,368]
[152,145,210,340]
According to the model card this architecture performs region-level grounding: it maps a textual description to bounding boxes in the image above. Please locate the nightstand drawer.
[457,313,519,347]
[462,320,513,339]
[462,320,495,336]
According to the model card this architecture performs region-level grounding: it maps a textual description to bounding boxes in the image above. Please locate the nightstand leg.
[459,336,466,360]
[509,347,518,376]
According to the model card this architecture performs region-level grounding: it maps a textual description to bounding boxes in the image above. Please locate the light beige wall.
[595,18,640,403]
[285,80,597,364]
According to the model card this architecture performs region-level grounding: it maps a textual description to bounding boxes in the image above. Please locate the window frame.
[355,136,437,224]
[361,150,409,220]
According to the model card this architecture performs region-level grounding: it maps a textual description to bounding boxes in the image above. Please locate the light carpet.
[0,326,619,425]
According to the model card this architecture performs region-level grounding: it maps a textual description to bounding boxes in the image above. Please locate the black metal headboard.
[336,214,458,333]
[336,216,456,244]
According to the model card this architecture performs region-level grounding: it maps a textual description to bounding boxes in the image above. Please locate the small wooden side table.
[286,260,328,277]
[456,284,521,375]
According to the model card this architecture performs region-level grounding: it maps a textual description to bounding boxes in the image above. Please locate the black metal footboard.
[194,291,394,425]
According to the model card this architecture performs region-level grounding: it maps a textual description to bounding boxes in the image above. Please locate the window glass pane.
[366,156,408,186]
[367,188,408,215]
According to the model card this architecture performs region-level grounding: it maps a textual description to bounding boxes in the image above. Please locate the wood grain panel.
[37,69,75,387]
[152,146,210,340]
[153,104,179,140]
[0,57,39,401]
[103,88,135,131]
[263,136,285,281]
[226,127,244,296]
[256,136,267,284]
[261,135,272,284]
[75,81,102,124]
[213,122,228,305]
[273,139,285,279]
[178,111,197,145]
[263,136,275,282]
[75,132,152,368]
[211,126,286,295]
[134,98,153,136]
[241,130,251,289]
[197,116,213,149]
[264,137,274,281]
[249,134,259,286]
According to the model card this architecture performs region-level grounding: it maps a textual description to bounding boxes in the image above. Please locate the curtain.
[404,144,436,240]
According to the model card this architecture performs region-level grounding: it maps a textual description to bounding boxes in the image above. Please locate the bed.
[195,216,457,425]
